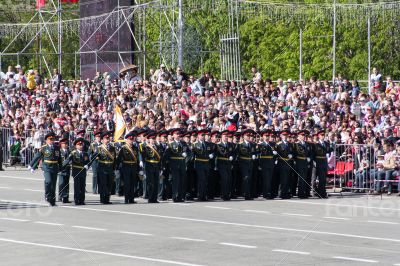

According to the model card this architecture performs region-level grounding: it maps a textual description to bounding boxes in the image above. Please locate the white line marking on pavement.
[119,231,153,236]
[204,206,232,210]
[34,221,64,226]
[282,213,312,217]
[243,209,271,214]
[0,186,11,189]
[272,249,310,255]
[24,189,42,192]
[59,205,400,244]
[333,256,378,263]
[170,237,206,242]
[0,218,30,222]
[0,199,48,206]
[219,242,257,249]
[0,175,42,181]
[367,220,399,225]
[323,217,350,221]
[280,200,400,212]
[72,226,107,231]
[0,237,206,266]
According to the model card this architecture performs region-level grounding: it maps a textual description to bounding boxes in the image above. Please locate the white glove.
[214,167,218,171]
[84,165,89,170]
[252,155,256,160]
[288,154,293,159]
[258,167,262,171]
[159,171,163,177]
[313,161,316,167]
[307,157,311,162]
[139,170,144,176]
[139,161,144,168]
[30,169,35,173]
[182,152,187,158]
[209,154,214,159]
[273,151,278,155]
[275,160,278,165]
[28,165,32,170]
[229,156,233,161]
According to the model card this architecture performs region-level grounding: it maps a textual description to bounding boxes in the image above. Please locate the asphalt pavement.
[1,169,400,265]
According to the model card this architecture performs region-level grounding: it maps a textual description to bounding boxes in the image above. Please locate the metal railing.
[329,144,376,192]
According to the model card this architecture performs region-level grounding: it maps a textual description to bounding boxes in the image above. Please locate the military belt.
[170,157,184,160]
[260,156,273,159]
[44,160,58,164]
[217,157,230,161]
[146,160,160,164]
[296,157,307,160]
[72,165,84,169]
[123,160,137,164]
[239,157,251,160]
[99,160,113,164]
[195,158,209,162]
[316,156,326,159]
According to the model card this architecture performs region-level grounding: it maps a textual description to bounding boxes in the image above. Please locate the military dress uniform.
[157,132,170,201]
[313,132,331,198]
[58,140,71,203]
[237,130,257,200]
[94,132,116,204]
[293,132,312,199]
[258,132,276,199]
[192,133,214,201]
[89,133,101,194]
[63,138,91,205]
[116,133,140,204]
[185,135,196,200]
[208,131,220,200]
[140,133,162,203]
[216,133,235,201]
[275,131,293,199]
[29,133,61,206]
[164,130,188,202]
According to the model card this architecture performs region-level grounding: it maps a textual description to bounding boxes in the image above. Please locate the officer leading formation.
[29,128,331,206]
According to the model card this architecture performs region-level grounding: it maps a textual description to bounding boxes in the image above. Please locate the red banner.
[36,0,46,9]
[61,0,79,3]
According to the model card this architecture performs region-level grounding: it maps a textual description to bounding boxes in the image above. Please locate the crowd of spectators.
[0,63,400,193]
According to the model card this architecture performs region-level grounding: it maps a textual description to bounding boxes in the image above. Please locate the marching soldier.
[231,132,242,198]
[216,130,235,201]
[208,131,220,200]
[185,131,196,200]
[305,133,315,198]
[275,130,293,199]
[237,129,257,200]
[140,132,162,203]
[58,138,71,203]
[137,129,148,198]
[89,131,102,194]
[192,129,214,201]
[29,132,61,206]
[94,131,116,204]
[314,130,331,198]
[63,138,91,205]
[116,131,140,204]
[293,130,312,199]
[289,132,297,196]
[258,130,277,199]
[164,129,188,202]
[158,130,170,201]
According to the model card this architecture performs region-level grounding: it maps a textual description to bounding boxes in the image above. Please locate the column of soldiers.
[28,128,332,206]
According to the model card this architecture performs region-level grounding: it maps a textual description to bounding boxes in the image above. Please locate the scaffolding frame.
[0,0,188,79]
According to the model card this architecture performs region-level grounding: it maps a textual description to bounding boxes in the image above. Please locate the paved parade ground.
[1,169,400,265]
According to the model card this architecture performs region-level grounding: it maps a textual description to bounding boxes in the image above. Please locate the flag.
[113,105,126,142]
[61,0,79,3]
[36,0,45,9]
